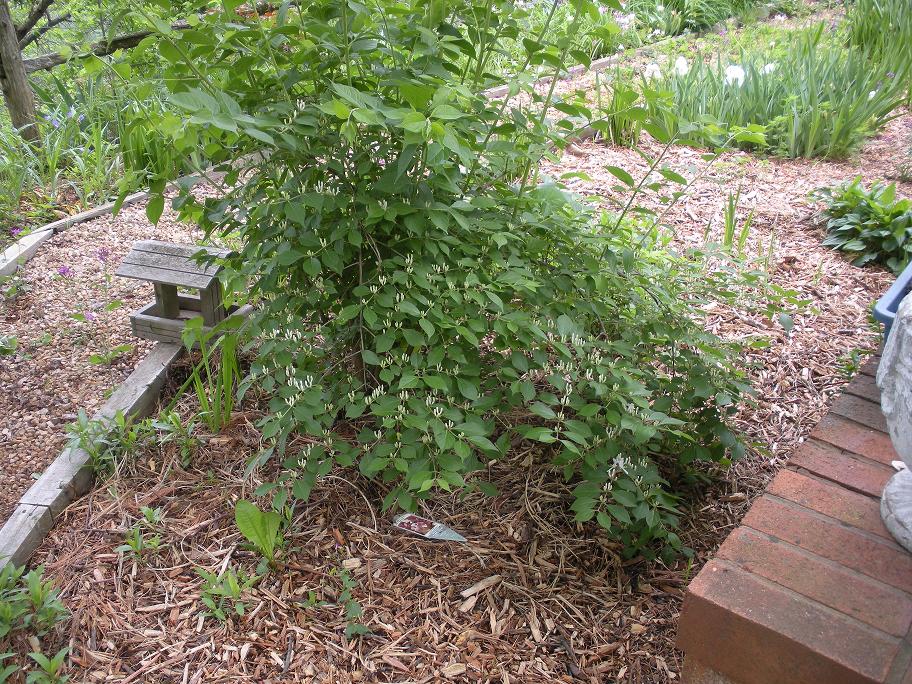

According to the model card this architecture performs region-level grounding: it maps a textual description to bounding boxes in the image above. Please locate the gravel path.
[0,196,204,523]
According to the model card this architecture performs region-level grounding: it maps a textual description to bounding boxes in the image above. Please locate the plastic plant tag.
[392,513,466,542]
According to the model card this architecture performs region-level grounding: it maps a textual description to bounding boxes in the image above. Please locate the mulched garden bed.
[3,6,910,675]
[11,110,905,681]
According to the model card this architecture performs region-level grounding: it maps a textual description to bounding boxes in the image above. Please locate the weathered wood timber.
[116,240,249,344]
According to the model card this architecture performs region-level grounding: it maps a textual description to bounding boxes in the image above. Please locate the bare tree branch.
[14,0,54,40]
[2,2,291,78]
[19,11,70,48]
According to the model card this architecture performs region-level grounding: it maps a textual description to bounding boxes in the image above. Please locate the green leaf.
[146,194,164,224]
[234,500,281,561]
[605,166,635,187]
[456,377,479,400]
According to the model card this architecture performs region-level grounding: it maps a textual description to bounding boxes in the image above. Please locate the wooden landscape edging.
[0,342,184,569]
[0,191,149,277]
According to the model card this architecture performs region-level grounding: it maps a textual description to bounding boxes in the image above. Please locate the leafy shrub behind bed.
[646,24,909,158]
[815,177,912,273]
[132,0,764,560]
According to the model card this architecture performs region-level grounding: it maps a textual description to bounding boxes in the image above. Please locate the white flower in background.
[617,44,626,52]
[674,56,689,76]
[762,62,777,74]
[616,12,636,29]
[724,64,746,86]
[644,63,662,80]
[869,90,877,100]
[773,13,786,22]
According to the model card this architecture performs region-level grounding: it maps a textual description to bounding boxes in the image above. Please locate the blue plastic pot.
[874,260,912,341]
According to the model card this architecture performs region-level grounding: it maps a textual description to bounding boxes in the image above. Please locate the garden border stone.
[0,342,183,569]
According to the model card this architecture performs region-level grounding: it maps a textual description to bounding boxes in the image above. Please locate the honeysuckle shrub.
[130,0,757,558]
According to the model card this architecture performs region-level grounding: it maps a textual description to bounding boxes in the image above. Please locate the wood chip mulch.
[4,44,912,682]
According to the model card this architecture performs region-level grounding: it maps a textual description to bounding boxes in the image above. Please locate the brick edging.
[676,358,912,684]
[0,342,184,569]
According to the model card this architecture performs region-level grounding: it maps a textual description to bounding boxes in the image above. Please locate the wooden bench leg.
[154,283,180,318]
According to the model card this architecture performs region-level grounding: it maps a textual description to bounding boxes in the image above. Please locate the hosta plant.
[815,177,912,273]
[128,0,754,558]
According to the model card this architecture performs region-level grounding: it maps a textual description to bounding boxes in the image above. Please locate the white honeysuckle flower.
[644,63,662,80]
[724,64,745,86]
[674,56,689,76]
[869,90,877,100]
[762,63,776,75]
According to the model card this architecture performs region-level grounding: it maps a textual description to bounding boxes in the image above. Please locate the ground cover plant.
[645,23,909,158]
[116,0,779,561]
[815,176,912,272]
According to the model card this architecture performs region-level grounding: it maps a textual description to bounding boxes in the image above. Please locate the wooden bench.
[115,240,247,344]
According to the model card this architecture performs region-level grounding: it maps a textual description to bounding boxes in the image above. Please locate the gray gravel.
[0,193,205,523]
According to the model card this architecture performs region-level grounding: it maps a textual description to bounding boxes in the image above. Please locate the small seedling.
[139,506,164,525]
[0,336,17,356]
[89,343,134,366]
[196,567,258,622]
[234,500,283,571]
[26,647,69,684]
[153,411,199,467]
[0,653,19,683]
[115,524,161,560]
[22,568,68,635]
[336,568,369,639]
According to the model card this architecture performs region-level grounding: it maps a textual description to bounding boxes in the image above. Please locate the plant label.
[392,513,466,542]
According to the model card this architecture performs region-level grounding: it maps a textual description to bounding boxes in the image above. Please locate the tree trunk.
[0,0,38,141]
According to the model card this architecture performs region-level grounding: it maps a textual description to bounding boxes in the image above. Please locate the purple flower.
[10,227,23,237]
[887,71,896,79]
[85,312,97,321]
[96,247,111,263]
[57,266,75,278]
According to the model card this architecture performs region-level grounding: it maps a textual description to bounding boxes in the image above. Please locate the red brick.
[767,469,894,541]
[790,440,893,498]
[716,527,912,636]
[682,656,738,683]
[844,372,882,404]
[830,393,889,433]
[811,414,896,466]
[677,559,900,684]
[743,495,912,594]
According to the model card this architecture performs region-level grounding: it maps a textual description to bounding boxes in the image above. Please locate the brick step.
[677,359,912,684]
